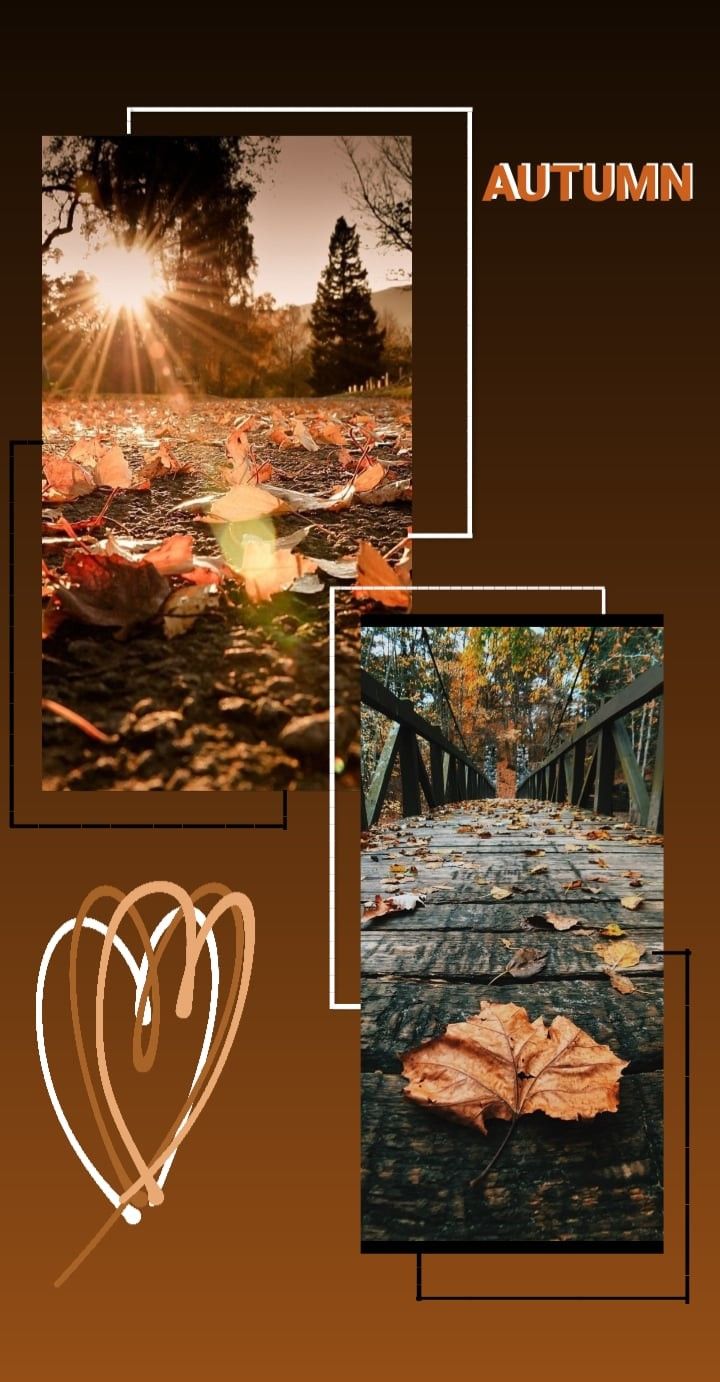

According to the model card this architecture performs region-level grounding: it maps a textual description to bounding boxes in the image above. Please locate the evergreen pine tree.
[310,217,385,394]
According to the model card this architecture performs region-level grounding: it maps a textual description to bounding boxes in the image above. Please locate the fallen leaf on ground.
[490,886,513,900]
[545,911,581,931]
[353,462,386,493]
[594,939,646,969]
[402,1001,628,1133]
[528,864,548,875]
[208,485,287,523]
[94,445,132,488]
[142,533,195,575]
[162,585,219,638]
[42,454,96,501]
[53,548,170,629]
[361,892,426,921]
[600,923,626,937]
[313,419,346,447]
[357,477,412,505]
[605,969,637,995]
[354,539,411,609]
[503,946,548,979]
[291,418,319,451]
[620,895,644,911]
[563,880,583,892]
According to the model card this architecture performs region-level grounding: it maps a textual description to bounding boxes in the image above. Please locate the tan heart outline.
[56,881,254,1287]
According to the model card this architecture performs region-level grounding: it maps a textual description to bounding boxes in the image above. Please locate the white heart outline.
[35,906,219,1226]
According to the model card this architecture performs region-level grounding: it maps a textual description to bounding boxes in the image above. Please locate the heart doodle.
[35,881,255,1285]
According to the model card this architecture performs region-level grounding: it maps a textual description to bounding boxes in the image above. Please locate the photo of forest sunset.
[41,134,413,792]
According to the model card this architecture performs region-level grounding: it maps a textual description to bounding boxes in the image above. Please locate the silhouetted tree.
[42,135,277,299]
[310,217,385,394]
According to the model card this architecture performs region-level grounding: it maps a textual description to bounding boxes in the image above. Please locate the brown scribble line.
[69,885,162,1206]
[54,1206,124,1290]
[54,883,254,1288]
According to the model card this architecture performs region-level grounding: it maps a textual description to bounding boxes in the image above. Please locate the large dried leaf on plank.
[362,892,426,921]
[594,939,646,970]
[503,946,548,979]
[402,1000,628,1132]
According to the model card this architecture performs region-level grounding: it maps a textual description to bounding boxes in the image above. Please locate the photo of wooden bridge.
[360,625,663,1247]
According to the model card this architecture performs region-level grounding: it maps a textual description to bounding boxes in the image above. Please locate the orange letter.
[482,164,520,201]
[616,163,658,200]
[516,163,550,201]
[660,163,693,200]
[549,163,583,200]
[583,163,616,201]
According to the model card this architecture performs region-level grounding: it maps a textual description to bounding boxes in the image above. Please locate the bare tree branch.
[339,136,412,255]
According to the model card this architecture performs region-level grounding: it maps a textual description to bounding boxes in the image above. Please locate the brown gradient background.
[1,19,716,1381]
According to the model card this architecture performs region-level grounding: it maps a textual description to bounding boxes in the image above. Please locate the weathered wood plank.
[362,1071,663,1243]
[362,929,663,979]
[361,899,663,932]
[361,976,664,1072]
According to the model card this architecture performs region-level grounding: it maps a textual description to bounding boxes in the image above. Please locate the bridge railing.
[516,663,663,830]
[361,669,494,828]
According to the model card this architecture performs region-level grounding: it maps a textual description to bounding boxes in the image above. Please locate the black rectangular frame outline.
[10,440,287,830]
[403,950,690,1304]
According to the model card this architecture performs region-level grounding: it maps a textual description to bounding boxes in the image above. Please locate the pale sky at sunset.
[44,136,412,307]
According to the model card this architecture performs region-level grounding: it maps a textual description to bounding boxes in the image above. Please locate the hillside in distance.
[297,284,412,335]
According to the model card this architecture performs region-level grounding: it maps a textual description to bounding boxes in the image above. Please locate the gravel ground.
[42,396,411,792]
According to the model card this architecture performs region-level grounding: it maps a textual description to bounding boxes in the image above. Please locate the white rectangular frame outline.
[126,104,473,539]
[329,583,608,1010]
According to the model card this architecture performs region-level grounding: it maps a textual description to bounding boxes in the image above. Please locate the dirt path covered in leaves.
[42,394,412,791]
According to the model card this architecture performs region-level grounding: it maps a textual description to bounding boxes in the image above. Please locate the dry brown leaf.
[504,946,548,979]
[208,486,287,523]
[594,939,646,969]
[620,895,644,911]
[94,445,132,488]
[42,454,96,501]
[354,539,411,609]
[54,548,170,629]
[600,923,626,937]
[490,886,513,900]
[353,462,386,493]
[545,911,580,931]
[605,969,636,994]
[362,892,425,921]
[528,864,548,875]
[291,418,319,451]
[162,585,219,639]
[143,533,195,575]
[563,880,583,892]
[65,437,106,465]
[402,1001,628,1132]
[313,419,346,447]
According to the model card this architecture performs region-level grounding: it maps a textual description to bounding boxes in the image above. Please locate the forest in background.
[360,625,664,798]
